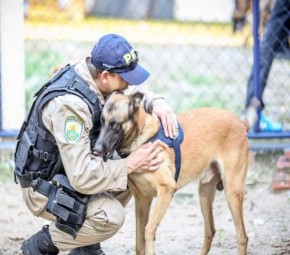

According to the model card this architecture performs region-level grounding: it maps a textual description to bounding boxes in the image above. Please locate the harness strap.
[172,139,181,182]
[31,177,53,196]
[148,122,184,182]
[119,123,184,181]
[18,172,50,188]
[69,78,98,104]
[32,148,56,161]
[35,126,56,144]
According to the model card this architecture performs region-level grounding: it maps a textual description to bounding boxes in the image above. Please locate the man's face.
[107,73,130,93]
[98,71,130,95]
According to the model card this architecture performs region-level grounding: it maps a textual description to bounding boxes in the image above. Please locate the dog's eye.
[109,121,121,131]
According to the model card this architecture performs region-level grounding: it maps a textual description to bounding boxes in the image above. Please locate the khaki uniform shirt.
[22,57,128,215]
[44,58,128,194]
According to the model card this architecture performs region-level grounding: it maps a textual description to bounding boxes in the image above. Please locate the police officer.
[14,34,178,255]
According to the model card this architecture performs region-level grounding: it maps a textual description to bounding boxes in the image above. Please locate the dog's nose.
[92,149,100,157]
[93,142,107,157]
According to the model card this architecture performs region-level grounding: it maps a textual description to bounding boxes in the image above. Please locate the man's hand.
[126,140,164,174]
[152,98,178,139]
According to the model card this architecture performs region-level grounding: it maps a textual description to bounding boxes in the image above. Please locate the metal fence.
[3,0,290,133]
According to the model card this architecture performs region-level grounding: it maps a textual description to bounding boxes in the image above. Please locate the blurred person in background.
[242,0,290,131]
[23,0,29,18]
[15,34,178,255]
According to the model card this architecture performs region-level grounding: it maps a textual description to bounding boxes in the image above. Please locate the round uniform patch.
[65,116,83,143]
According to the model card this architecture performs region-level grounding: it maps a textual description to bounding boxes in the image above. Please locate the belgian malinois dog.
[94,92,249,255]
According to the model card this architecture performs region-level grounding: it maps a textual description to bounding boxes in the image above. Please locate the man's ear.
[100,70,111,83]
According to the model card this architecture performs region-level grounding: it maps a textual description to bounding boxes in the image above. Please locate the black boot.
[21,225,59,255]
[68,243,106,255]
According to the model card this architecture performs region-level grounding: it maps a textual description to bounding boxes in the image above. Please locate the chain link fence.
[0,0,289,202]
[15,0,290,130]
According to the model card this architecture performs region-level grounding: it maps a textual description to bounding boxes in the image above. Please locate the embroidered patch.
[65,116,83,143]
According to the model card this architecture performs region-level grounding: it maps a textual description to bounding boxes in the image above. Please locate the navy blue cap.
[91,34,150,85]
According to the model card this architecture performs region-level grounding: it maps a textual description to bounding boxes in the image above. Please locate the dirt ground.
[0,151,290,255]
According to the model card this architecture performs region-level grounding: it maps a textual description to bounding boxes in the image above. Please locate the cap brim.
[118,64,150,85]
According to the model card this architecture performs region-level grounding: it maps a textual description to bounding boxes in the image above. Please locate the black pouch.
[33,175,90,239]
[14,131,34,176]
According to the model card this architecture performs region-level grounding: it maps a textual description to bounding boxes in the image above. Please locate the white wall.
[0,0,26,131]
[175,0,234,22]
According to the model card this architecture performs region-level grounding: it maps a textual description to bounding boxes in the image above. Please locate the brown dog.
[94,92,249,255]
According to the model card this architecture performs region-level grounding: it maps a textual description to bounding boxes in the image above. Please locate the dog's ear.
[128,92,143,116]
[133,92,153,114]
[130,92,153,115]
[131,92,144,108]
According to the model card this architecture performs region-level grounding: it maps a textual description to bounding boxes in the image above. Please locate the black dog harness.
[148,122,184,182]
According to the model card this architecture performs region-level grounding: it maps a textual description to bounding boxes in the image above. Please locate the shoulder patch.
[65,116,83,143]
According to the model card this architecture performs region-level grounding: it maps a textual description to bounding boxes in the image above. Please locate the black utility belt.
[16,169,50,188]
[18,175,33,188]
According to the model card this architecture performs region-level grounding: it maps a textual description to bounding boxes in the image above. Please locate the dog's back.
[177,108,249,188]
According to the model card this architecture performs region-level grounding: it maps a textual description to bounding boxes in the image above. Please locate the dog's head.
[93,91,152,157]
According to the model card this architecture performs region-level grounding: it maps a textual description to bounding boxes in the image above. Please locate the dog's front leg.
[145,186,176,255]
[135,195,153,255]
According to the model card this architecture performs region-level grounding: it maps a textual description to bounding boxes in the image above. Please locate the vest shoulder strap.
[34,65,101,143]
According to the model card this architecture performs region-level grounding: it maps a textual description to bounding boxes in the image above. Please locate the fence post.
[248,0,290,142]
[252,0,261,133]
[0,0,25,135]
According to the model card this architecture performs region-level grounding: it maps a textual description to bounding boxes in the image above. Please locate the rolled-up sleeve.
[42,94,128,195]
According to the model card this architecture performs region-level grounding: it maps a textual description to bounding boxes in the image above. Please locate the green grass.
[186,74,220,87]
[25,49,64,110]
[0,162,14,184]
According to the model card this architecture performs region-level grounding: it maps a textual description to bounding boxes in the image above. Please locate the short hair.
[87,57,116,79]
[87,57,102,79]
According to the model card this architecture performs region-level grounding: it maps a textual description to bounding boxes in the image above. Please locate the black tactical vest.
[14,64,102,187]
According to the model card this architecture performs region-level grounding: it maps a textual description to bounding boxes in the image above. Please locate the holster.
[31,174,90,239]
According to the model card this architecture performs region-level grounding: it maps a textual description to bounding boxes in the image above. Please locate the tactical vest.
[14,64,102,188]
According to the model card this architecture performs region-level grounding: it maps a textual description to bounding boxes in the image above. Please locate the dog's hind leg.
[145,186,176,255]
[198,173,221,255]
[223,159,248,255]
[135,195,153,255]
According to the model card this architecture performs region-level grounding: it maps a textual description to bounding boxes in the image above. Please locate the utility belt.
[21,174,90,239]
[17,171,49,188]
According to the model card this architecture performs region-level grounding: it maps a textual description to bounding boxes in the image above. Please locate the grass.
[0,161,14,184]
[187,74,221,87]
[25,49,64,110]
